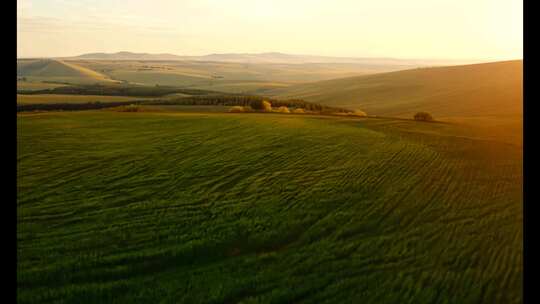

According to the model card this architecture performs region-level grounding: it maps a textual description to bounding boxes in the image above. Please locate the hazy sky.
[17,0,522,60]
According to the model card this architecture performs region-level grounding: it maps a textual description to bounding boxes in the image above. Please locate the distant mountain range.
[71,51,185,61]
[50,51,484,66]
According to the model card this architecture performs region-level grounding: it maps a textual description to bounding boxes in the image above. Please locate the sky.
[17,0,522,60]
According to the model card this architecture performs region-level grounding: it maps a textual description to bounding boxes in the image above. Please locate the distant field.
[67,60,414,93]
[17,81,68,91]
[17,94,149,105]
[17,59,119,85]
[103,105,232,113]
[190,81,291,95]
[18,110,522,303]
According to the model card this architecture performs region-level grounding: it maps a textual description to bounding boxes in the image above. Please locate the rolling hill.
[70,51,186,61]
[19,56,422,94]
[65,51,484,66]
[17,59,118,84]
[270,60,522,145]
[68,60,419,94]
[270,60,522,119]
[18,53,490,94]
[195,52,483,66]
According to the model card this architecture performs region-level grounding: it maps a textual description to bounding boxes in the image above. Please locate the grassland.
[16,84,352,115]
[17,59,119,85]
[17,110,522,303]
[18,83,218,98]
[269,60,522,119]
[17,81,69,91]
[17,94,150,105]
[66,60,414,94]
[270,60,522,147]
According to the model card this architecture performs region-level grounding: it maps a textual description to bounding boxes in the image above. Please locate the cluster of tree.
[413,112,434,121]
[17,84,218,97]
[16,84,355,114]
[250,99,272,111]
[17,101,139,112]
[146,95,352,113]
[229,104,291,114]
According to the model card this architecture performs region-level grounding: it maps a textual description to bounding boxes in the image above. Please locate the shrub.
[250,99,264,110]
[118,104,139,112]
[262,100,272,112]
[251,99,272,111]
[414,112,434,121]
[351,110,367,117]
[229,106,245,113]
[292,108,305,114]
[275,106,290,113]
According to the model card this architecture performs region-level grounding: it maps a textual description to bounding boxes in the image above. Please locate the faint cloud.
[18,15,179,35]
[17,0,33,18]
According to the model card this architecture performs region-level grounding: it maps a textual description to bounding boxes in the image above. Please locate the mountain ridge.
[26,51,492,66]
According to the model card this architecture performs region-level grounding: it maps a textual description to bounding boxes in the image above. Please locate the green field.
[17,59,416,94]
[17,94,151,105]
[17,81,69,91]
[17,59,119,85]
[17,110,522,303]
[269,60,522,147]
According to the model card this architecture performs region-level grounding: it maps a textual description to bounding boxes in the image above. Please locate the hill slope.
[270,60,522,119]
[17,59,117,84]
[69,60,417,94]
[66,51,483,65]
[71,51,185,61]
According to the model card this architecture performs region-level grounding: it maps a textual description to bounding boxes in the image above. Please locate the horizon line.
[16,50,522,63]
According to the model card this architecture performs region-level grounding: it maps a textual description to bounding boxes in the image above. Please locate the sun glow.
[18,0,522,60]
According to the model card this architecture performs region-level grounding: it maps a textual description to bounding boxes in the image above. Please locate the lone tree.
[414,112,434,122]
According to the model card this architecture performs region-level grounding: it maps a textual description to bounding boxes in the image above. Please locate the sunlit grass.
[17,111,522,303]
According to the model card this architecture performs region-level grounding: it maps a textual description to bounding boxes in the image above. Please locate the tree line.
[146,95,353,113]
[17,84,219,97]
[17,101,137,112]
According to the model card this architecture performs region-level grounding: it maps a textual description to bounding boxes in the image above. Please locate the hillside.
[16,94,150,105]
[197,52,482,66]
[18,110,522,303]
[71,51,185,61]
[65,51,482,65]
[17,59,118,84]
[270,60,522,145]
[17,55,491,94]
[68,60,417,94]
[270,60,522,119]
